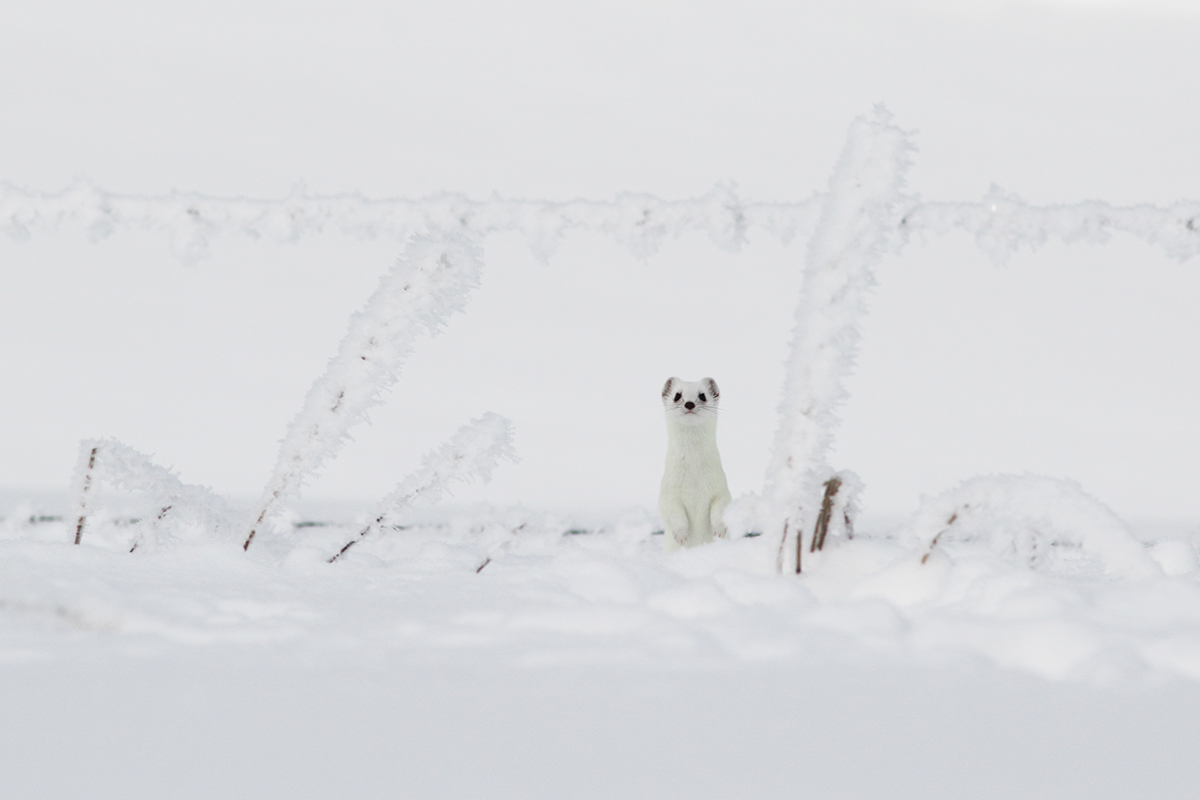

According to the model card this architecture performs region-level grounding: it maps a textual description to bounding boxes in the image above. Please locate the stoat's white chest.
[658,377,732,551]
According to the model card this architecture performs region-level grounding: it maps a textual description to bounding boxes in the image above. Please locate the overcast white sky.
[2,0,1198,522]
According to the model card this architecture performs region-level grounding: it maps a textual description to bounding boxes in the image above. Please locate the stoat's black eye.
[673,393,682,402]
[698,393,706,402]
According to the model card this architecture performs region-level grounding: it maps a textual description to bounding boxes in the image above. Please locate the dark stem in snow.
[73,446,98,545]
[776,521,790,574]
[811,476,844,553]
[243,503,272,551]
[328,515,386,564]
[920,510,961,565]
[474,523,525,574]
[791,521,802,574]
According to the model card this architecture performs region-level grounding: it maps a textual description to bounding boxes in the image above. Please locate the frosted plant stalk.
[764,108,914,573]
[910,475,1161,580]
[243,229,484,550]
[329,413,517,562]
[68,438,234,550]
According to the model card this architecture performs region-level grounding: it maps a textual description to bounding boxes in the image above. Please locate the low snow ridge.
[4,495,1200,687]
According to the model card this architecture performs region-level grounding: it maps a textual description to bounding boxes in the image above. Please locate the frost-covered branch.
[765,108,914,574]
[68,438,235,551]
[908,475,1161,579]
[243,229,484,550]
[329,413,517,562]
[0,181,818,264]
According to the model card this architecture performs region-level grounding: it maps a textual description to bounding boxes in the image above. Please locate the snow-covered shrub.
[907,475,1161,579]
[68,438,235,551]
[244,229,485,550]
[329,413,517,562]
[764,107,914,573]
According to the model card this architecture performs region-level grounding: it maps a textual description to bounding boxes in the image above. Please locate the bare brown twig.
[810,476,844,554]
[72,446,98,545]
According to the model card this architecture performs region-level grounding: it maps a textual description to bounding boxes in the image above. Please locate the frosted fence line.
[907,189,1200,264]
[243,230,485,551]
[329,412,517,562]
[0,182,821,264]
[2,182,1197,264]
[68,438,235,551]
[764,108,914,574]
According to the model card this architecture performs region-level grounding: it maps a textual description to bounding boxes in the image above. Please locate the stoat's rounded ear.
[703,378,720,399]
[662,377,679,399]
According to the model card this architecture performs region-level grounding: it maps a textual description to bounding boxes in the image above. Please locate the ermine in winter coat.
[658,377,732,552]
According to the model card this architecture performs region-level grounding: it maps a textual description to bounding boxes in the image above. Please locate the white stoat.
[658,376,732,552]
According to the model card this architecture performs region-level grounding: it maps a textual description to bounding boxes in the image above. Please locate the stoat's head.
[661,377,720,427]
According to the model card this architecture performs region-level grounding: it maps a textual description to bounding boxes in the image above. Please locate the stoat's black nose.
[684,401,695,410]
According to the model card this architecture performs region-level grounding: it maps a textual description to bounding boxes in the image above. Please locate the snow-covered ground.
[4,495,1200,798]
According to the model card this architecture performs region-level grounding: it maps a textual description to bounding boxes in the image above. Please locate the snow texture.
[764,108,914,572]
[244,229,484,549]
[331,412,516,561]
[907,474,1162,580]
[67,438,236,552]
[4,498,1200,689]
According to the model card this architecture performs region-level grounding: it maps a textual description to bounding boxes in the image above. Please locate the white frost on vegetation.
[906,474,1162,580]
[0,180,820,265]
[764,108,914,572]
[909,187,1200,265]
[331,413,517,561]
[67,438,235,552]
[3,179,1196,265]
[244,230,484,549]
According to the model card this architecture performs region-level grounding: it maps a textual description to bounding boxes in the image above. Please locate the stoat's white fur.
[658,377,731,552]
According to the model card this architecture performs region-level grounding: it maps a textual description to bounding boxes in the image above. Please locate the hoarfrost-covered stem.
[328,413,516,562]
[764,108,914,573]
[66,438,233,550]
[69,444,99,545]
[243,229,484,551]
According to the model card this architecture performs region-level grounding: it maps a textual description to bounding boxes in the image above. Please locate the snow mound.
[905,475,1162,580]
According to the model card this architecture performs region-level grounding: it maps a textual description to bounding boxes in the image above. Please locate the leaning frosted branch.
[329,413,517,562]
[765,108,915,573]
[243,229,484,550]
[68,438,234,550]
